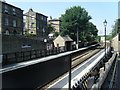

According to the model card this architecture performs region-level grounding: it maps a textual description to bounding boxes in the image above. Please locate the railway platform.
[0,44,112,89]
[0,44,100,89]
[46,48,108,89]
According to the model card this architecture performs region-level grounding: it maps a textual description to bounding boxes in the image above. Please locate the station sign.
[21,45,31,48]
[111,51,120,53]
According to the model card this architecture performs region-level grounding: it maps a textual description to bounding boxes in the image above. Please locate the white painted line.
[63,50,105,88]
[48,48,105,88]
[47,50,93,88]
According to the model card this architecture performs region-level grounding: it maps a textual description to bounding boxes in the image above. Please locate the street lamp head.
[103,19,107,27]
[44,39,47,43]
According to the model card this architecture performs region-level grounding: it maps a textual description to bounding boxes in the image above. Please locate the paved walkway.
[115,57,120,89]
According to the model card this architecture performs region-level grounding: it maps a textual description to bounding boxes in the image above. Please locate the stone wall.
[2,35,45,54]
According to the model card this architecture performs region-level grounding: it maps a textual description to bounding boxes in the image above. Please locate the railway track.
[72,49,94,61]
[72,48,101,68]
[39,45,103,89]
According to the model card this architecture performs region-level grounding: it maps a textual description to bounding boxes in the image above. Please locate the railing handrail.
[109,54,117,89]
[1,44,98,74]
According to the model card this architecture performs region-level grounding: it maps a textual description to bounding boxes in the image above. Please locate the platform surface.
[48,49,105,89]
[0,44,97,73]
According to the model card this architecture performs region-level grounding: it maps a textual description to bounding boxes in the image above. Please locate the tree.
[47,23,55,35]
[54,32,60,37]
[85,22,98,42]
[111,19,120,38]
[59,6,98,42]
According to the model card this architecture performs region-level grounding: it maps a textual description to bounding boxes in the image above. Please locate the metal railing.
[109,54,118,89]
[3,47,65,65]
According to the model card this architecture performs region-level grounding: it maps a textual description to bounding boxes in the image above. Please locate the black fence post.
[51,49,53,55]
[6,54,8,64]
[39,50,41,58]
[56,48,57,54]
[58,48,60,53]
[15,53,17,62]
[69,54,72,90]
[40,50,42,57]
[22,52,25,61]
[30,51,32,59]
[49,50,50,55]
[35,50,37,58]
[3,54,8,65]
[44,49,46,57]
[21,52,23,61]
[49,50,51,55]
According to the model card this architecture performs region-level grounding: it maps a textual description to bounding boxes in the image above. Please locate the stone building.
[111,33,120,56]
[23,8,48,36]
[53,35,73,51]
[0,1,23,35]
[48,18,61,33]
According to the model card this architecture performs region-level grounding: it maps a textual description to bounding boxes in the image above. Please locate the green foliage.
[54,32,60,37]
[47,23,55,34]
[106,35,112,40]
[95,36,100,42]
[24,33,36,36]
[85,22,98,41]
[111,19,120,38]
[59,6,98,42]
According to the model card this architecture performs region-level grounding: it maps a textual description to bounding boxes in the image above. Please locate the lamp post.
[44,39,47,56]
[103,19,107,71]
[44,39,47,49]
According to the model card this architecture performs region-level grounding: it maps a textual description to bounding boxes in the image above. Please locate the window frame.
[4,17,9,26]
[13,20,17,27]
[12,8,16,15]
[4,5,8,13]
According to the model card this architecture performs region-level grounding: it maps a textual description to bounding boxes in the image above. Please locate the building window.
[12,8,16,15]
[23,16,26,20]
[44,17,47,22]
[13,20,17,27]
[4,5,8,13]
[32,14,35,18]
[41,16,43,20]
[31,23,35,28]
[31,17,34,20]
[5,18,9,26]
[37,25,39,29]
[37,21,40,29]
[4,30,9,35]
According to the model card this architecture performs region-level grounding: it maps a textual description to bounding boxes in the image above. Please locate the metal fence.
[3,47,65,65]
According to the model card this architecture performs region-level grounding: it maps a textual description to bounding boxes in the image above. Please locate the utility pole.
[76,26,79,49]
